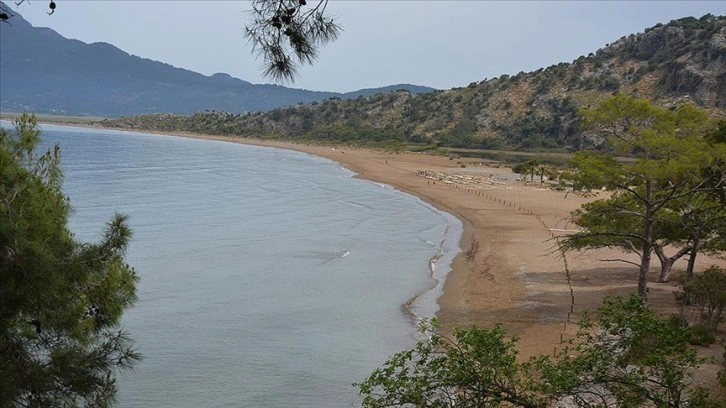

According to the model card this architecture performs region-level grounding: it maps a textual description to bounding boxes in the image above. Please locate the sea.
[1,122,462,407]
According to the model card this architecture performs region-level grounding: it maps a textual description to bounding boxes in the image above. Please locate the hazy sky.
[8,1,725,93]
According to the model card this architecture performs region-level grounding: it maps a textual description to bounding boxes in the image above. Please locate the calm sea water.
[3,122,461,407]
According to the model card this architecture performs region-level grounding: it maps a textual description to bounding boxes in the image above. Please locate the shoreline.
[401,204,462,324]
[27,122,467,325]
[102,128,576,356]
[27,122,726,360]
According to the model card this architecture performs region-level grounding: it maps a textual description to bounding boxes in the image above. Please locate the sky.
[6,1,726,93]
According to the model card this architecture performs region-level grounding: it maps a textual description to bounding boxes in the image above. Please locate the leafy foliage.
[356,321,546,408]
[0,114,139,407]
[676,266,726,336]
[357,296,717,407]
[540,296,712,408]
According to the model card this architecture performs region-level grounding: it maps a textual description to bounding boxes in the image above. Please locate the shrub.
[676,266,726,335]
[687,324,717,346]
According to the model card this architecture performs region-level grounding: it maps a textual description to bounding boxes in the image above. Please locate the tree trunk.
[638,229,652,297]
[685,237,701,281]
[639,182,654,298]
[638,244,651,298]
[653,244,673,283]
[654,244,691,283]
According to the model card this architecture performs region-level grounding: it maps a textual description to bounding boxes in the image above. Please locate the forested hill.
[0,5,434,117]
[103,14,726,151]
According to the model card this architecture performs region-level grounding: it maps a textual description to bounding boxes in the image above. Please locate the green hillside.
[102,15,726,151]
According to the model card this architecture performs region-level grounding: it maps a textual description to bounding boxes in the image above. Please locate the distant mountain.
[342,84,438,99]
[102,14,726,151]
[0,5,435,117]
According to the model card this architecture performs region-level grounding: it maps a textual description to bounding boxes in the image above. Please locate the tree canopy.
[560,95,726,297]
[0,114,139,407]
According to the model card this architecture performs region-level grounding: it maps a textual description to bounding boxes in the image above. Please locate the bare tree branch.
[598,258,643,268]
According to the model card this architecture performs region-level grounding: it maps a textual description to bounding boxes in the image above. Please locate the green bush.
[687,324,716,346]
[676,266,726,334]
[357,296,718,407]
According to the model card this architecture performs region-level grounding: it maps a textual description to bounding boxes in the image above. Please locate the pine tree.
[0,114,139,407]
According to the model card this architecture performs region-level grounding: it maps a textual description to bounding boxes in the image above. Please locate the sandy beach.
[142,134,722,362]
[27,120,725,376]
